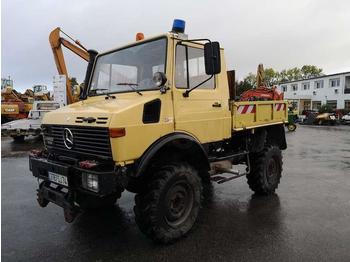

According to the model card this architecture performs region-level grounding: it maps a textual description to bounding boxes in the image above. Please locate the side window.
[175,45,214,89]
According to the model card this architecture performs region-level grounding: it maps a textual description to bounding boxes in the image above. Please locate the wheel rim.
[266,157,279,185]
[164,180,194,228]
[288,124,296,131]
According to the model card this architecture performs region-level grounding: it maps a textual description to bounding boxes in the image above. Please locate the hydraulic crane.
[240,64,284,101]
[49,27,90,104]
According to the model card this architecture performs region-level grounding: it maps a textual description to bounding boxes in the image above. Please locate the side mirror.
[204,42,221,75]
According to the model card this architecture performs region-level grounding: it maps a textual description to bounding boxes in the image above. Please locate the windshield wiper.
[117,83,143,96]
[89,88,116,99]
[89,88,109,95]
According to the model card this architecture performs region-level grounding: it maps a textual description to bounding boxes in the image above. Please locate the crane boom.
[240,63,284,101]
[49,27,90,104]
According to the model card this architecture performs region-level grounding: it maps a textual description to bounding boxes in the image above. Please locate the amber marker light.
[136,32,144,41]
[109,128,126,138]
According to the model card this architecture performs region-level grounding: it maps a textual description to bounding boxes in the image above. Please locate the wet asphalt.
[1,125,350,262]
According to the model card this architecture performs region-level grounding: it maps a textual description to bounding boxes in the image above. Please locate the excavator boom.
[240,64,284,101]
[49,27,90,104]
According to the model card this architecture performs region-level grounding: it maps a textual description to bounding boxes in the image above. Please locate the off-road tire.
[287,123,297,132]
[247,146,282,195]
[134,163,202,244]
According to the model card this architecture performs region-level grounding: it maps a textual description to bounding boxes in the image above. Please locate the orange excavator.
[49,27,93,104]
[240,64,284,101]
[1,77,34,123]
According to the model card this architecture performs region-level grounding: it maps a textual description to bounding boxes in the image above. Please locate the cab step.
[209,153,251,184]
[210,168,247,184]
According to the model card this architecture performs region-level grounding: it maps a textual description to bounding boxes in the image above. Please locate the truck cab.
[30,20,287,243]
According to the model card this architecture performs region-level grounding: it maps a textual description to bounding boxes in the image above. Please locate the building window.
[326,100,337,110]
[345,100,350,110]
[312,101,322,110]
[329,78,340,87]
[281,85,287,92]
[345,76,350,93]
[314,80,324,89]
[291,84,298,91]
[290,100,298,110]
[302,82,310,90]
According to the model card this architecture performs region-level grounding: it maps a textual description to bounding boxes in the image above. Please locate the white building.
[277,71,350,113]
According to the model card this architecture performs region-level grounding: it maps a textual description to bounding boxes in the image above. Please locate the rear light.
[109,128,126,138]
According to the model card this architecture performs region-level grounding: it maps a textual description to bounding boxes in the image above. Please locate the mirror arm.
[183,74,214,97]
[178,38,211,45]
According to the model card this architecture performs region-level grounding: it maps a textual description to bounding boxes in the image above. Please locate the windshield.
[89,38,167,96]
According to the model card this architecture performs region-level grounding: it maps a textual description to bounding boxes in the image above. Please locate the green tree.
[236,75,255,96]
[318,104,333,113]
[245,73,256,87]
[239,64,324,92]
[264,68,279,86]
[286,67,302,81]
[279,69,289,83]
[300,65,323,79]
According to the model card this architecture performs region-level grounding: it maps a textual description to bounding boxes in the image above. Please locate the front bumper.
[30,157,121,196]
[29,156,126,213]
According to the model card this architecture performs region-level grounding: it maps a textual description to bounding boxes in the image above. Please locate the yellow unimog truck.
[29,20,288,243]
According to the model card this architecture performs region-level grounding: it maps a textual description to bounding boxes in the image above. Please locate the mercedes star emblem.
[63,128,74,149]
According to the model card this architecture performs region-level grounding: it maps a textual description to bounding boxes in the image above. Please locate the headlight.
[82,173,99,192]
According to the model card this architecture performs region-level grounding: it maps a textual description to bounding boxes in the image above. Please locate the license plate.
[48,172,68,186]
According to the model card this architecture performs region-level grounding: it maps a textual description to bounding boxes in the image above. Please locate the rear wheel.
[247,146,282,195]
[134,163,201,243]
[287,123,297,131]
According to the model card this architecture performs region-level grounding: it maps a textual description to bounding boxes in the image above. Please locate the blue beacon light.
[172,19,186,33]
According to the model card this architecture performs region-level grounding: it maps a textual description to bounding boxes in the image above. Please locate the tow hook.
[37,182,49,207]
[37,192,49,207]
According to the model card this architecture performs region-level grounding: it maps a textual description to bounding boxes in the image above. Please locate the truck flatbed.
[231,100,288,131]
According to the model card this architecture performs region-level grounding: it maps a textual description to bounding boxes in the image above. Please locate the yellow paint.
[232,101,288,130]
[43,33,287,164]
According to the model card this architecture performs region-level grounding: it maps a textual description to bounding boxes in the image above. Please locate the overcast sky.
[2,0,350,91]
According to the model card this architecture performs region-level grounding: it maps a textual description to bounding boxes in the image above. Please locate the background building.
[277,72,350,113]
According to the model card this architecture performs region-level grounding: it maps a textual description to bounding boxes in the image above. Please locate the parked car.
[1,101,63,142]
[341,113,350,124]
[315,113,338,125]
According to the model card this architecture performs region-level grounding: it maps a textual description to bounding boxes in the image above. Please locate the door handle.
[212,102,221,107]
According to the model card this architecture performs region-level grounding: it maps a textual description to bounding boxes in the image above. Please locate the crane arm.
[49,27,90,104]
[240,64,284,101]
[256,63,265,88]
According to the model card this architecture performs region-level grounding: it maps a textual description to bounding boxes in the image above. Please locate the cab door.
[172,43,229,143]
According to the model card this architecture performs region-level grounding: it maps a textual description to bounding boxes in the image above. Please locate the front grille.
[43,125,112,159]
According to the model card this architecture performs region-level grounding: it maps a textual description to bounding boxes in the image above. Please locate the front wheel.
[134,163,202,243]
[287,123,297,131]
[247,146,282,195]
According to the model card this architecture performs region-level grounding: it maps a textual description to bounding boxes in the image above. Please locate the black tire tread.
[247,145,283,195]
[134,163,201,243]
